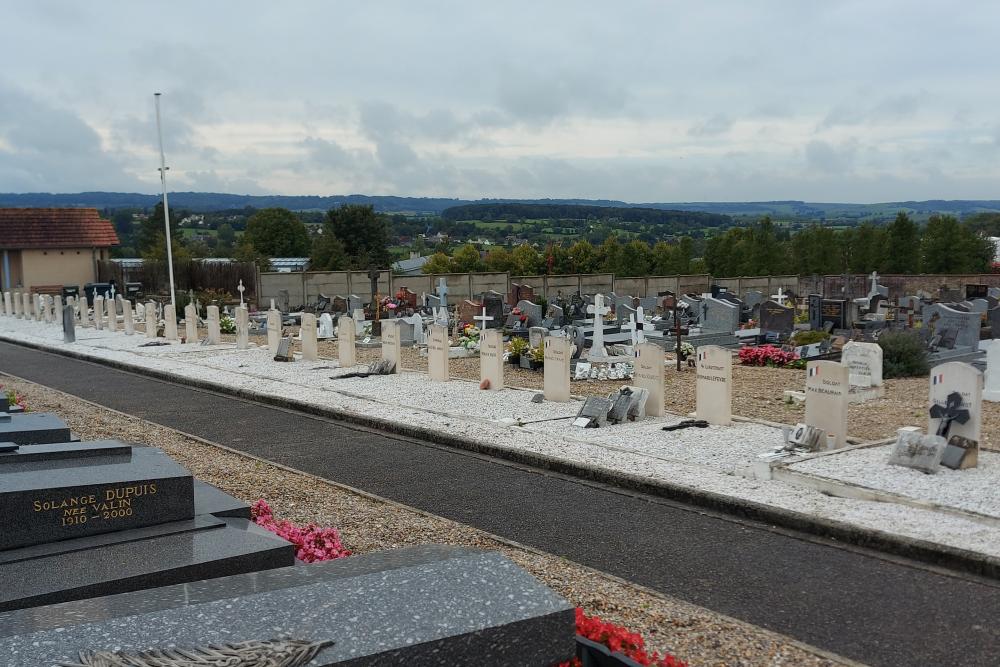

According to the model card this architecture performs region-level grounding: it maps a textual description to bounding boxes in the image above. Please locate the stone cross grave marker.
[586,294,611,360]
[237,279,246,308]
[72,296,83,326]
[435,277,448,305]
[62,302,75,344]
[888,427,946,474]
[163,304,179,340]
[266,308,281,355]
[634,342,664,417]
[543,336,571,402]
[300,312,318,361]
[473,307,493,343]
[381,318,401,373]
[770,287,788,306]
[929,362,982,470]
[428,324,449,382]
[185,303,198,343]
[696,345,732,425]
[623,306,646,346]
[93,295,104,330]
[145,301,158,338]
[123,300,134,335]
[207,305,221,345]
[236,305,249,349]
[805,360,850,449]
[338,315,357,367]
[480,328,504,391]
[841,341,883,389]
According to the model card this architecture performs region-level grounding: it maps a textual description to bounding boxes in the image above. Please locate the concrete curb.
[4,333,1000,581]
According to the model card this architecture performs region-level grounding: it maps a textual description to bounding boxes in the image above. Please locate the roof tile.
[0,208,119,249]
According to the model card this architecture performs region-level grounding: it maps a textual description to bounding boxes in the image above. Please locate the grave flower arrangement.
[511,307,527,324]
[507,336,529,363]
[2,386,27,411]
[219,314,236,334]
[251,500,351,563]
[738,344,800,368]
[528,344,546,369]
[557,608,687,667]
[678,341,695,360]
[457,324,480,350]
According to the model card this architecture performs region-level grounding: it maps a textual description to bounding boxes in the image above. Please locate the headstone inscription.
[300,312,319,361]
[338,315,357,367]
[543,336,571,402]
[427,324,449,382]
[266,308,281,355]
[184,303,198,343]
[841,341,883,389]
[634,342,664,417]
[61,303,75,344]
[923,304,981,350]
[206,305,221,344]
[805,360,850,449]
[928,362,982,470]
[759,300,794,335]
[381,319,401,374]
[480,328,504,391]
[235,305,249,350]
[696,345,732,425]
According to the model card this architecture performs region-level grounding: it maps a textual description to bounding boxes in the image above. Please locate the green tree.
[451,244,484,272]
[511,243,543,275]
[421,252,453,274]
[921,214,962,273]
[137,202,181,257]
[216,223,236,249]
[243,208,310,258]
[790,225,841,275]
[310,230,348,271]
[567,239,598,273]
[484,247,515,272]
[324,204,391,269]
[882,212,920,273]
[843,223,885,274]
[619,240,653,277]
[597,236,625,275]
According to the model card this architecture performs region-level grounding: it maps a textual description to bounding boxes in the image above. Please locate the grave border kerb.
[2,333,1000,581]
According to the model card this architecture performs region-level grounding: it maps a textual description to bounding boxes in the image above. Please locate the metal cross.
[929,391,971,437]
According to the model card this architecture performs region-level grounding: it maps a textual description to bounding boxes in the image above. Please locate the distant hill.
[1,192,999,220]
[441,203,732,230]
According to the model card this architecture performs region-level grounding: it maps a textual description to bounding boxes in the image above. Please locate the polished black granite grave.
[0,545,575,666]
[0,411,71,445]
[0,438,295,612]
[0,441,194,550]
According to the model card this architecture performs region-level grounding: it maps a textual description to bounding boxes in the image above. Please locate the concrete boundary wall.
[258,270,1000,308]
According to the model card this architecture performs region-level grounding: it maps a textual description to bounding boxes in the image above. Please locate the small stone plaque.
[888,429,945,474]
[940,435,978,470]
[576,397,611,427]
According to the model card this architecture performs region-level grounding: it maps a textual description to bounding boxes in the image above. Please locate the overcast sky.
[2,1,998,202]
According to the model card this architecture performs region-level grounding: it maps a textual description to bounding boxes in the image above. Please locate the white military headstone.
[928,362,982,469]
[53,295,62,326]
[427,324,449,382]
[206,305,221,345]
[841,341,883,388]
[235,305,249,349]
[696,345,732,426]
[338,315,357,367]
[266,308,281,355]
[13,291,22,318]
[145,301,158,338]
[300,312,318,361]
[984,341,1000,402]
[633,342,664,417]
[3,291,11,317]
[480,328,505,391]
[805,360,850,449]
[123,300,134,335]
[381,319,401,374]
[23,293,32,321]
[163,304,178,341]
[543,336,572,402]
[105,295,117,332]
[185,303,198,343]
[93,296,104,330]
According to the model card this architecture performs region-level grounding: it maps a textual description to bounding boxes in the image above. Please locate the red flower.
[556,608,687,667]
[251,500,351,563]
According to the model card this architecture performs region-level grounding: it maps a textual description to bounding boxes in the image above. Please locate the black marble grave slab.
[0,443,194,550]
[0,517,294,612]
[0,439,131,463]
[0,545,574,666]
[0,412,71,445]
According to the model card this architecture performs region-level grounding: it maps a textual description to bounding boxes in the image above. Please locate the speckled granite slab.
[0,411,71,445]
[0,545,575,666]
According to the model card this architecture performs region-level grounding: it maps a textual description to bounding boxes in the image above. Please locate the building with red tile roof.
[0,208,119,292]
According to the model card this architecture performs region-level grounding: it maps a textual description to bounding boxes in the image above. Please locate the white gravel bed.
[5,316,1000,561]
[789,445,1000,519]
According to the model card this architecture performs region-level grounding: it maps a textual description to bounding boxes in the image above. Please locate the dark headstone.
[482,291,505,328]
[274,337,294,362]
[458,299,483,326]
[821,299,847,330]
[62,304,76,343]
[808,294,823,330]
[0,413,72,446]
[759,300,794,334]
[576,397,612,427]
[395,287,418,310]
[0,546,574,666]
[966,284,989,300]
[331,296,348,313]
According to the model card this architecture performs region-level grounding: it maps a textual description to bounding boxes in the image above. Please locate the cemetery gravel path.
[3,341,1000,667]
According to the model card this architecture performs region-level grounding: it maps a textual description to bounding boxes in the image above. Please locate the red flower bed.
[251,500,351,563]
[558,608,687,667]
[738,344,799,368]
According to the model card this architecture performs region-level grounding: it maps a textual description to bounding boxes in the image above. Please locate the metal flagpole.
[154,93,177,307]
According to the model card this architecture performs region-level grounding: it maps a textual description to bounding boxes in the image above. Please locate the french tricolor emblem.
[933,373,944,385]
[809,366,819,377]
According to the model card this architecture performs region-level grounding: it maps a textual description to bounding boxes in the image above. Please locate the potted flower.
[678,341,695,361]
[507,337,528,364]
[527,344,546,370]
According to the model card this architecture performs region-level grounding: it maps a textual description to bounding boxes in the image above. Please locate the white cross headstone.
[868,271,880,298]
[237,279,246,308]
[623,306,646,346]
[770,287,787,306]
[586,294,611,360]
[435,278,448,305]
[473,307,493,343]
[109,284,116,300]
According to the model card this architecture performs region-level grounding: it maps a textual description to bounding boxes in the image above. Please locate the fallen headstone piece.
[332,359,396,379]
[661,419,709,432]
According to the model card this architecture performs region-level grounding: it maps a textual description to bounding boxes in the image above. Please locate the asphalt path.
[2,340,998,666]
